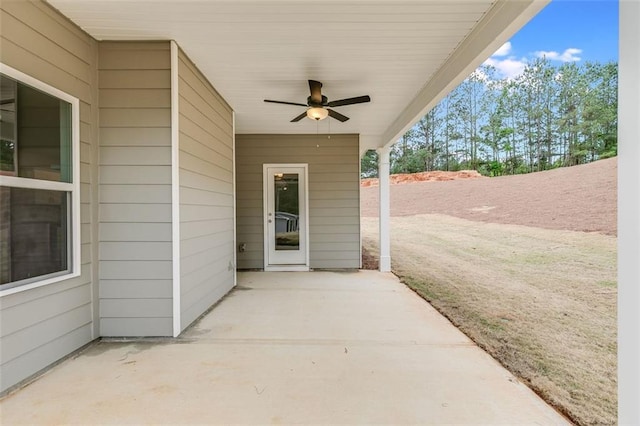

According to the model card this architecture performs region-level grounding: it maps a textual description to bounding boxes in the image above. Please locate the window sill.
[0,270,81,298]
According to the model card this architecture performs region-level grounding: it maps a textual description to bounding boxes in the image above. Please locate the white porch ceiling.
[48,0,548,151]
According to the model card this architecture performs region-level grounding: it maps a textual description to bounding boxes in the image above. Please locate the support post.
[377,146,391,272]
[618,0,640,422]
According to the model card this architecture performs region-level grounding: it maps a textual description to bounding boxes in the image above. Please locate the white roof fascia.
[380,0,550,149]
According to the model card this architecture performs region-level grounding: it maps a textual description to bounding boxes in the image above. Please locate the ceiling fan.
[264,80,371,122]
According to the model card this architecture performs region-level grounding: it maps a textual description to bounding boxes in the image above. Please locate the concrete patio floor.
[0,271,569,424]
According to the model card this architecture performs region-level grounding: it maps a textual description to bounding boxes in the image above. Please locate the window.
[0,64,80,294]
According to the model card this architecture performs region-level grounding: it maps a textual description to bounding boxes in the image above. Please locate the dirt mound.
[361,157,617,235]
[361,170,484,187]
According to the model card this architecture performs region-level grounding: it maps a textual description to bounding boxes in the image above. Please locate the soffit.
[47,0,546,150]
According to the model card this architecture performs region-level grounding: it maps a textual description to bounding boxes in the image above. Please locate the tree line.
[362,58,617,178]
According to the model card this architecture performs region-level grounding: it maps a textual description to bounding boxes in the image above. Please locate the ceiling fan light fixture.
[307,107,328,121]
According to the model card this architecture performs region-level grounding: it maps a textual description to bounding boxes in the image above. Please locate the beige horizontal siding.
[100,128,171,147]
[100,108,172,128]
[100,261,173,280]
[100,185,172,204]
[99,89,171,108]
[100,146,171,165]
[0,325,93,392]
[180,187,233,206]
[100,204,172,223]
[99,223,172,242]
[309,198,359,209]
[1,305,91,363]
[100,165,172,185]
[98,47,171,70]
[177,47,235,333]
[100,242,173,261]
[100,318,172,337]
[0,1,98,393]
[99,280,172,299]
[179,119,233,160]
[181,218,234,241]
[235,134,360,269]
[98,41,173,337]
[100,299,172,318]
[311,233,360,243]
[180,230,234,258]
[98,69,170,89]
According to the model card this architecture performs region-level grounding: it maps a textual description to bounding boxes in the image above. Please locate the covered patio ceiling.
[48,0,548,152]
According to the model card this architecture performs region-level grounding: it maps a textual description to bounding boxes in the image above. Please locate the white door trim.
[263,164,309,272]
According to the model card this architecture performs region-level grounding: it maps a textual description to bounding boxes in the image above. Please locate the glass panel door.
[264,165,307,269]
[274,173,299,251]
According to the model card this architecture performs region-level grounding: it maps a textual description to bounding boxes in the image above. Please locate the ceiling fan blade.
[265,99,308,107]
[327,95,371,108]
[327,109,349,122]
[290,111,308,122]
[308,80,323,104]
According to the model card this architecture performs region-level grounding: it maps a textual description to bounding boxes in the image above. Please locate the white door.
[263,164,309,271]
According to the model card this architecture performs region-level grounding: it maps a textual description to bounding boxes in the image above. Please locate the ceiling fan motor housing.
[307,95,328,107]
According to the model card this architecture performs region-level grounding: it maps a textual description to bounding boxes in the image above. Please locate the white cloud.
[483,57,527,80]
[478,44,583,81]
[492,42,512,57]
[534,48,582,62]
[481,41,527,80]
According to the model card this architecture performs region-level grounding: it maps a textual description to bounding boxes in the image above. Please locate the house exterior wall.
[0,1,99,392]
[177,49,235,331]
[235,134,360,270]
[0,1,238,392]
[97,42,173,336]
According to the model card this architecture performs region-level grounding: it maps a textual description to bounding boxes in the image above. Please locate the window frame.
[0,63,81,297]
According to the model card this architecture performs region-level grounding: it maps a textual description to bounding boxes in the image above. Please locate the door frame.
[262,163,310,272]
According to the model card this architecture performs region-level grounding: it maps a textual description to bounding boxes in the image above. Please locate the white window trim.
[0,63,81,297]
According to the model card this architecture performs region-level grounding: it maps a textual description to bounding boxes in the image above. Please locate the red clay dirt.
[361,157,617,236]
[361,170,484,186]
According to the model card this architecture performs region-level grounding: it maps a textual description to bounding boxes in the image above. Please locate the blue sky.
[484,0,618,79]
